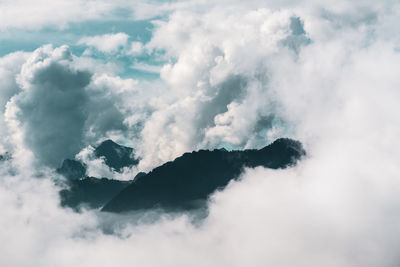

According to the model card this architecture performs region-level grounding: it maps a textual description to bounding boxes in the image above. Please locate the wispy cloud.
[78,33,130,54]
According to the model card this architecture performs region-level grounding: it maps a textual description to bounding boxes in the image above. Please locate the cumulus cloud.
[0,51,30,153]
[3,45,141,167]
[135,1,400,170]
[5,45,92,167]
[136,8,309,169]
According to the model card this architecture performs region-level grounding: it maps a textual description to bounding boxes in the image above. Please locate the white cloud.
[5,45,92,167]
[0,0,119,30]
[2,45,143,168]
[135,1,400,169]
[127,41,145,55]
[137,8,308,169]
[0,51,30,153]
[78,33,130,54]
[130,62,162,73]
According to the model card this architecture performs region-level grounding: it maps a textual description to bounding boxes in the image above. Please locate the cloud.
[127,41,145,55]
[136,8,309,169]
[1,1,400,267]
[5,45,91,167]
[0,51,30,153]
[3,46,140,168]
[0,0,120,30]
[78,33,130,54]
[135,1,400,169]
[130,62,161,73]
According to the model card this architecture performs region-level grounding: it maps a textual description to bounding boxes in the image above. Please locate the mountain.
[57,139,138,180]
[59,177,130,210]
[57,159,86,180]
[57,139,139,209]
[102,138,305,213]
[94,139,138,172]
[57,138,305,212]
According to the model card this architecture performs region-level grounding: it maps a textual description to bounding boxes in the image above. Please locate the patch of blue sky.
[0,17,156,53]
[126,49,171,80]
[216,142,236,151]
[78,43,167,80]
[0,17,171,81]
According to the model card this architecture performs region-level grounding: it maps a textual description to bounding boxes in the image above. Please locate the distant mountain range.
[57,139,139,210]
[57,139,138,180]
[57,138,305,212]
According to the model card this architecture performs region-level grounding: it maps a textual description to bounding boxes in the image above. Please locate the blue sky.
[0,9,168,80]
[0,19,154,55]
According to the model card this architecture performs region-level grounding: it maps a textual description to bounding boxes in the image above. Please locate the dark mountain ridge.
[57,139,139,209]
[102,138,305,213]
[59,177,131,210]
[57,138,305,212]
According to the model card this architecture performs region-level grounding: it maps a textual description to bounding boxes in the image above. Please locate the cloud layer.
[1,0,400,266]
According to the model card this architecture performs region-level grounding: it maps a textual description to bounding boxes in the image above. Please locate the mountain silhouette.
[57,139,138,180]
[94,139,138,172]
[57,139,139,209]
[102,138,305,213]
[58,138,305,212]
[57,159,86,180]
[59,177,130,210]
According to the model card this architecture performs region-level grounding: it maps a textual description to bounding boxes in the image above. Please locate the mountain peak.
[268,137,304,150]
[94,139,138,172]
[57,140,138,181]
[96,139,119,149]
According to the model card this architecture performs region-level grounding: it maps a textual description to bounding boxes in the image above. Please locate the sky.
[1,0,400,266]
